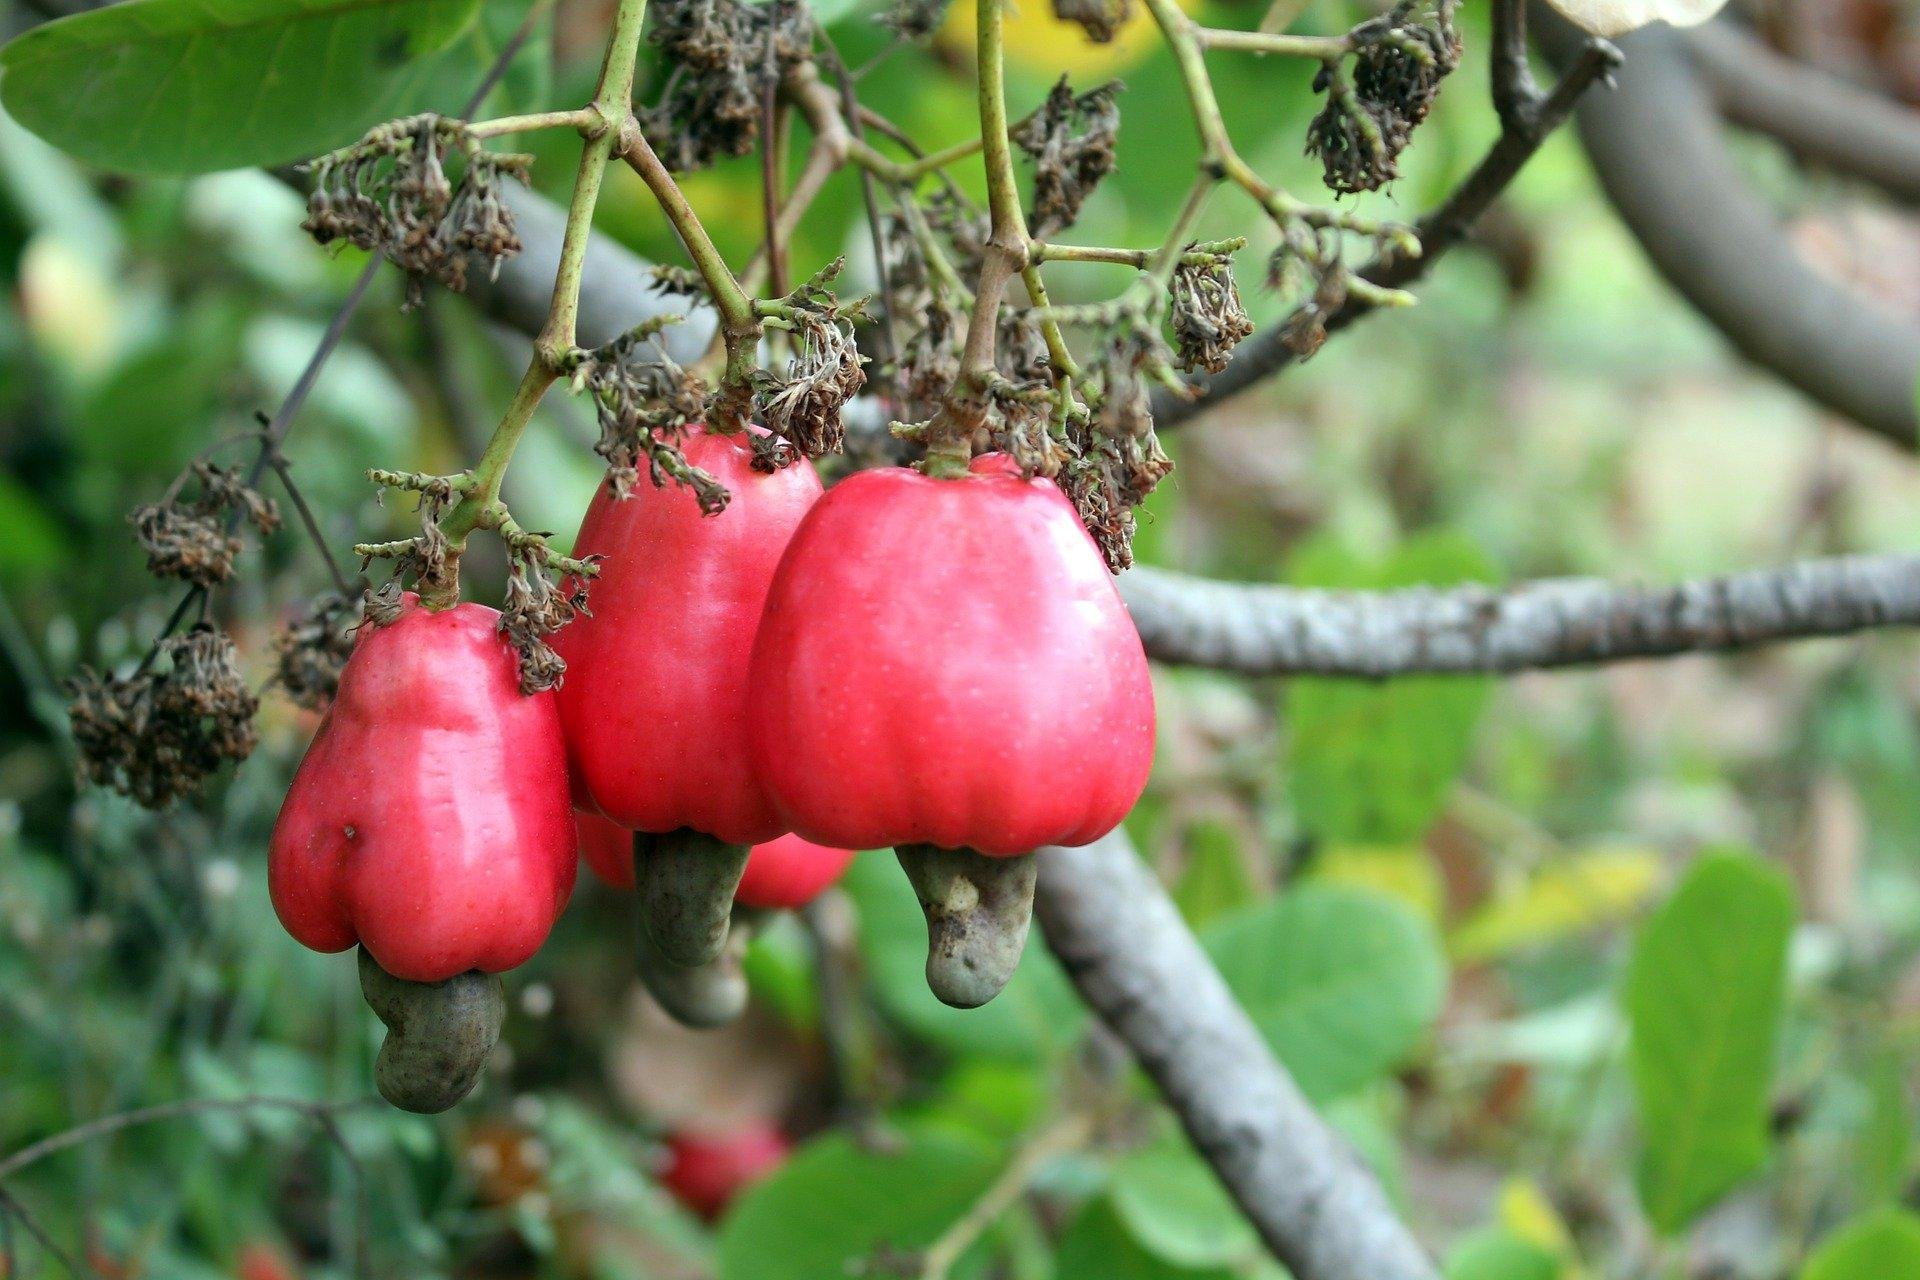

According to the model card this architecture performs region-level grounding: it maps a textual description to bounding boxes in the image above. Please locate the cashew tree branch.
[1036,828,1440,1280]
[1120,555,1920,678]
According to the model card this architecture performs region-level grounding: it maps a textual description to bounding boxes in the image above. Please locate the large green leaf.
[1057,1199,1270,1280]
[1802,1210,1920,1280]
[716,1126,999,1280]
[1444,1229,1562,1280]
[1284,532,1497,845]
[1107,1137,1263,1270]
[1204,884,1446,1102]
[1625,852,1794,1235]
[0,0,484,174]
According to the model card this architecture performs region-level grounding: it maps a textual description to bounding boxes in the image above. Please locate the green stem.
[924,0,1033,475]
[1195,27,1348,57]
[426,0,652,598]
[616,128,760,360]
[466,108,597,139]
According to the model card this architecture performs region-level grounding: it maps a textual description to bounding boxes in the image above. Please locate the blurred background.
[2,0,1920,1276]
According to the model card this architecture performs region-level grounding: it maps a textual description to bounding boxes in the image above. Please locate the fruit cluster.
[268,429,1154,1113]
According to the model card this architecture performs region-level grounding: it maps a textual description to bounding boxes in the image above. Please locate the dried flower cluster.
[130,464,281,588]
[1168,251,1254,374]
[1012,78,1123,238]
[637,0,814,172]
[1306,1,1462,194]
[753,261,868,459]
[69,627,259,807]
[357,471,461,601]
[1053,0,1132,44]
[498,531,596,696]
[570,319,726,511]
[273,592,361,711]
[304,115,530,308]
[877,0,952,39]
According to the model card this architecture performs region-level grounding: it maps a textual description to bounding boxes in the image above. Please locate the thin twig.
[0,1185,89,1279]
[918,1113,1096,1280]
[0,1096,371,1182]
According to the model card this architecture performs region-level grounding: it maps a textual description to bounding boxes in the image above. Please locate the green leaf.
[841,850,1082,1062]
[1107,1137,1262,1270]
[0,0,484,174]
[1171,816,1257,928]
[1625,852,1794,1235]
[1858,1050,1914,1207]
[716,1126,999,1280]
[1056,1199,1263,1280]
[1802,1209,1920,1280]
[1284,532,1497,845]
[1204,884,1446,1103]
[1444,1229,1562,1280]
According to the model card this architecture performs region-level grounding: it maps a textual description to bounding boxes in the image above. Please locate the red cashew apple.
[554,428,822,846]
[555,427,822,970]
[270,594,575,1111]
[746,453,1155,855]
[745,454,1155,1007]
[577,810,856,910]
[271,595,576,981]
[660,1125,791,1220]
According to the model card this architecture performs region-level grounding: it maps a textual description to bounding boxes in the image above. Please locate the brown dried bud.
[130,463,280,587]
[1169,252,1254,374]
[1052,0,1131,42]
[1012,77,1122,238]
[273,592,361,711]
[69,626,259,808]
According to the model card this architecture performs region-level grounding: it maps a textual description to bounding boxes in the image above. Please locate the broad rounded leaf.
[0,0,484,174]
[1058,1199,1259,1280]
[1626,851,1793,1234]
[1108,1137,1262,1269]
[1540,0,1728,37]
[716,1126,998,1280]
[1444,1229,1562,1280]
[1204,884,1446,1102]
[1802,1210,1920,1280]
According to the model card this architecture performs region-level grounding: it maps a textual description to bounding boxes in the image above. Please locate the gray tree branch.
[1035,828,1440,1280]
[1562,18,1920,448]
[1120,555,1920,677]
[1685,21,1920,208]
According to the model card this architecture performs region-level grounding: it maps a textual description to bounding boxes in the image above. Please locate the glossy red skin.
[554,428,823,845]
[576,811,855,910]
[269,597,577,983]
[746,454,1156,857]
[660,1126,790,1220]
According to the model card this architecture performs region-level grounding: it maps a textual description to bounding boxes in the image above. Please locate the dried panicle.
[1011,78,1122,238]
[1267,228,1351,360]
[1065,330,1176,571]
[997,308,1054,385]
[573,324,729,511]
[1306,2,1461,195]
[637,0,814,172]
[69,626,260,808]
[304,115,529,309]
[498,531,597,694]
[878,0,952,39]
[130,463,281,588]
[753,260,868,459]
[1169,250,1254,374]
[357,473,460,600]
[1052,0,1132,43]
[898,296,964,416]
[273,592,361,711]
[925,189,990,278]
[652,264,713,303]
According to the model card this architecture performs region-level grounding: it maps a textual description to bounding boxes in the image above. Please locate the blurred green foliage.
[0,0,1918,1277]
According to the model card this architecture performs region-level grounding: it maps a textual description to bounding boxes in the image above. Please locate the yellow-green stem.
[428,0,653,600]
